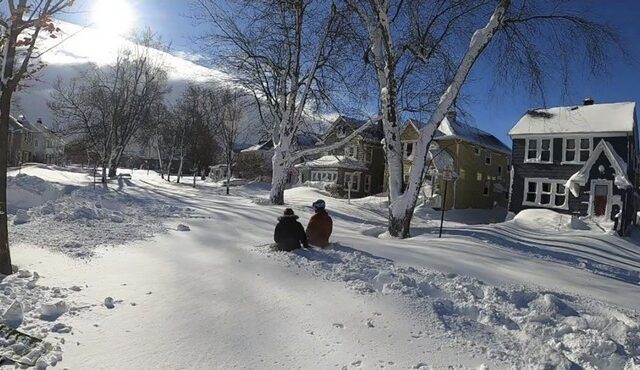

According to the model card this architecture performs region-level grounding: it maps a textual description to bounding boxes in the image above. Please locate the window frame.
[525,137,553,164]
[483,181,490,197]
[476,172,482,181]
[522,178,568,210]
[473,146,481,156]
[345,145,358,159]
[344,172,361,192]
[364,174,372,193]
[485,151,491,165]
[497,165,503,179]
[562,137,593,164]
[364,146,373,163]
[402,141,416,160]
[310,170,338,183]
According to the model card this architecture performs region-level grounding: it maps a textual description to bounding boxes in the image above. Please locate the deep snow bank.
[256,244,640,369]
[7,174,63,214]
[511,209,591,232]
[9,177,195,258]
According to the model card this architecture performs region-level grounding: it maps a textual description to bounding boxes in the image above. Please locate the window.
[344,172,360,192]
[337,125,347,138]
[364,146,373,163]
[473,147,481,156]
[523,178,568,209]
[526,138,553,163]
[563,137,592,164]
[403,142,415,159]
[459,169,466,179]
[483,181,490,196]
[34,140,38,148]
[345,145,358,159]
[485,151,491,165]
[476,172,482,181]
[311,171,337,182]
[364,175,372,193]
[497,166,503,179]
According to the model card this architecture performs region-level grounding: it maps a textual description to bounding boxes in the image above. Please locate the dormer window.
[526,138,552,163]
[337,125,347,138]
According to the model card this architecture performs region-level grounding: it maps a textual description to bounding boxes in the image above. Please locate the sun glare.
[91,0,136,36]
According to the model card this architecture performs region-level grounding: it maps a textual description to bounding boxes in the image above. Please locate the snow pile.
[511,209,591,232]
[10,184,195,258]
[0,270,83,368]
[258,245,640,369]
[7,174,62,214]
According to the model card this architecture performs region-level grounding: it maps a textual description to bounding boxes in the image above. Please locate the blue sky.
[59,1,640,146]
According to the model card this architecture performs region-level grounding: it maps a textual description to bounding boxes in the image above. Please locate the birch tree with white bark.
[0,0,74,275]
[347,0,624,237]
[193,0,375,205]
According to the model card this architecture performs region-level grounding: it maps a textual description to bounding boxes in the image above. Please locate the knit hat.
[282,208,298,218]
[312,199,326,210]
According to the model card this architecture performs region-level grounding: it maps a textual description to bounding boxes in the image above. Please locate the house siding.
[510,135,635,225]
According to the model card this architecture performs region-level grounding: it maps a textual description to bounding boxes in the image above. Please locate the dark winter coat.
[274,216,308,251]
[306,210,333,248]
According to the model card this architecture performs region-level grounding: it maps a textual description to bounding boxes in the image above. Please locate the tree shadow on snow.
[423,226,640,285]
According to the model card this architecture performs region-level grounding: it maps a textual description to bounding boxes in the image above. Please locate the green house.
[296,116,385,198]
[398,113,512,210]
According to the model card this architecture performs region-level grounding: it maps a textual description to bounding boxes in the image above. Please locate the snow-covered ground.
[3,165,640,369]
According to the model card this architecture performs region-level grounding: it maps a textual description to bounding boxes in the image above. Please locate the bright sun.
[92,0,136,36]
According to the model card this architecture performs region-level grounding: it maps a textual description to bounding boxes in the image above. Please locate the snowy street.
[4,165,639,369]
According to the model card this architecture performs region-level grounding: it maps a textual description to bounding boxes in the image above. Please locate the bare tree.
[50,38,169,183]
[347,0,624,238]
[209,88,244,195]
[0,0,74,275]
[193,0,374,205]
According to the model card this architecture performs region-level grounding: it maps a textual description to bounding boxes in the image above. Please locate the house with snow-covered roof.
[508,99,638,235]
[295,116,385,198]
[397,112,512,211]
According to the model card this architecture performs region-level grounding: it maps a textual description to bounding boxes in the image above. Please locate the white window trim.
[525,137,554,164]
[344,172,361,192]
[311,170,338,183]
[364,146,373,163]
[522,178,569,210]
[562,137,593,164]
[346,145,358,159]
[364,174,372,193]
[476,172,482,181]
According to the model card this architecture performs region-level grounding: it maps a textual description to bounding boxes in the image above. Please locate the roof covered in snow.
[326,116,384,143]
[510,102,637,136]
[407,116,511,155]
[295,155,368,170]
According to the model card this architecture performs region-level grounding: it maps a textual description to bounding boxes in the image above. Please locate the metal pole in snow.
[438,180,448,238]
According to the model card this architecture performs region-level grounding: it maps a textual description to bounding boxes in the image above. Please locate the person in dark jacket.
[306,199,333,248]
[274,208,308,251]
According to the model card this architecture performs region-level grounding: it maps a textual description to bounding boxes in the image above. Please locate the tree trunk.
[101,162,107,184]
[270,159,289,205]
[0,91,13,275]
[156,145,164,179]
[388,208,414,239]
[177,155,184,184]
[225,152,232,195]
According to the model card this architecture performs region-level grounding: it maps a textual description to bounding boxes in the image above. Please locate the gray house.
[508,99,638,235]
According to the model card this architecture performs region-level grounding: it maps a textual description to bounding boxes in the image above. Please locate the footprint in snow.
[332,323,344,329]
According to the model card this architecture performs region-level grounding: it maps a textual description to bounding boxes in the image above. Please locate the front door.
[593,184,609,217]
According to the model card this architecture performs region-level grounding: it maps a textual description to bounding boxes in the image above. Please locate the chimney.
[583,97,595,106]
